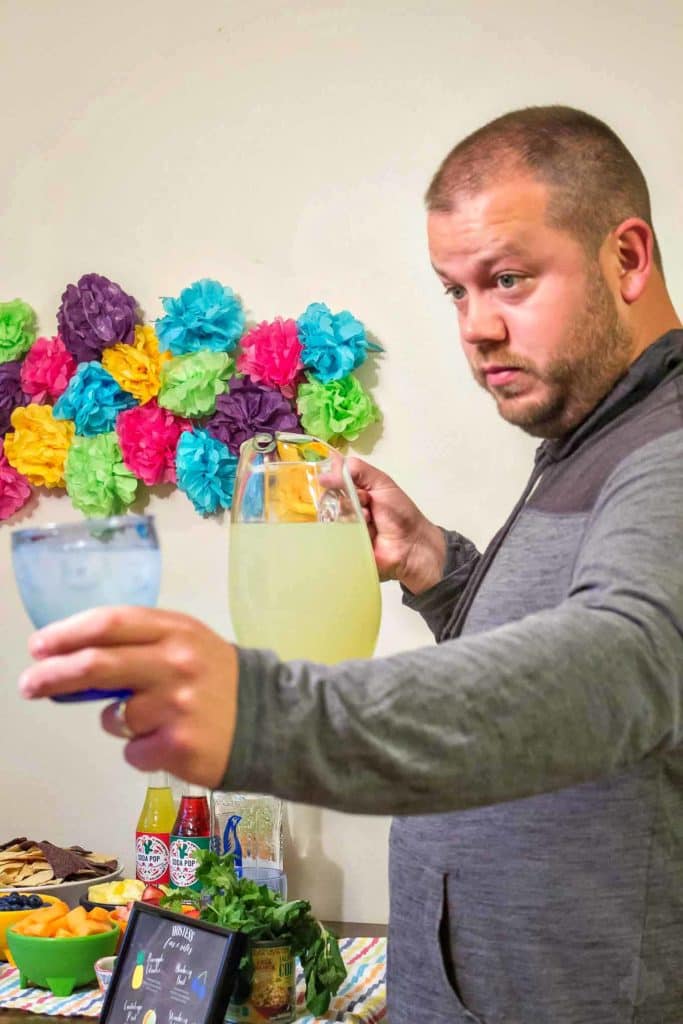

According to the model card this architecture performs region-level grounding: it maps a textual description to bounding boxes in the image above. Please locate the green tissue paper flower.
[297,374,380,442]
[0,299,38,364]
[65,432,138,517]
[157,350,234,417]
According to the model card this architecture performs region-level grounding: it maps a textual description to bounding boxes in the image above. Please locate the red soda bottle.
[169,785,211,891]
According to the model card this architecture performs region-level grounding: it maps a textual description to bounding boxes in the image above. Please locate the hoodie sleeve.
[400,528,481,641]
[222,431,683,816]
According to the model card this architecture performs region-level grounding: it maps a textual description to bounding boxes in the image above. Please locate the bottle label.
[169,835,211,890]
[136,832,171,884]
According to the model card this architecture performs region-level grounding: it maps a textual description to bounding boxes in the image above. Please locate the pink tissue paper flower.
[20,335,77,403]
[236,318,303,397]
[116,399,191,486]
[0,438,32,520]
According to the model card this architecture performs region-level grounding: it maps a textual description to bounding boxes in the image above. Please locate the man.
[20,107,683,1022]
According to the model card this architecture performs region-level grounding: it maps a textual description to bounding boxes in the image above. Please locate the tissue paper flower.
[65,432,138,517]
[0,360,31,436]
[102,324,171,403]
[297,374,380,442]
[0,299,37,364]
[297,302,379,383]
[0,438,31,521]
[236,318,303,397]
[117,399,190,485]
[20,335,76,403]
[175,428,238,515]
[156,279,245,356]
[205,377,300,455]
[158,350,233,417]
[53,362,138,436]
[3,404,75,488]
[58,273,140,363]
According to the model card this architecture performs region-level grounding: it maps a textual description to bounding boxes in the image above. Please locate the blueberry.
[28,895,43,908]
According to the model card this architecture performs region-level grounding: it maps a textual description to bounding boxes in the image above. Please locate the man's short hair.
[426,105,662,270]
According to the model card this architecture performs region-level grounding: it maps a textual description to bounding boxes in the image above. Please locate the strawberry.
[141,885,165,905]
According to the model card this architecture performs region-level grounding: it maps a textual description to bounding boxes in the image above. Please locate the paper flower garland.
[0,275,382,520]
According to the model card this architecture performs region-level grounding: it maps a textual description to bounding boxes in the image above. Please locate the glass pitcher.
[228,432,381,663]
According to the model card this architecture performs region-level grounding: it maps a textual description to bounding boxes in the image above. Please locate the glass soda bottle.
[169,784,211,891]
[136,771,177,885]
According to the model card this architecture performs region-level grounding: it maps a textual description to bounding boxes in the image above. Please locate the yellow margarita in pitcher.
[229,520,380,661]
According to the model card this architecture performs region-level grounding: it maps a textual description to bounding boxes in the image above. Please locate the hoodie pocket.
[388,863,483,1024]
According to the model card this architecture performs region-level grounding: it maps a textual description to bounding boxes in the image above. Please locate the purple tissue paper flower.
[205,377,300,454]
[0,360,31,436]
[57,273,141,363]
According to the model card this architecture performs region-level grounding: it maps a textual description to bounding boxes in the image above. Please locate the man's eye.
[445,285,466,302]
[497,273,521,289]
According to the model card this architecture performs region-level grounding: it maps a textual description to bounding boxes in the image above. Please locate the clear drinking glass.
[12,514,161,703]
[229,432,381,663]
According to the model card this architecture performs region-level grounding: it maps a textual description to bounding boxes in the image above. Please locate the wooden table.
[0,923,387,1022]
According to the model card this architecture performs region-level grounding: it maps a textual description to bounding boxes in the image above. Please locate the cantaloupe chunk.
[64,906,87,931]
[88,907,111,922]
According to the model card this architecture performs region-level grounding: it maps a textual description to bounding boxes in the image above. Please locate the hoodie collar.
[537,329,683,464]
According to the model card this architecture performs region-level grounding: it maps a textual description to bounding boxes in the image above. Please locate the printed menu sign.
[101,903,244,1024]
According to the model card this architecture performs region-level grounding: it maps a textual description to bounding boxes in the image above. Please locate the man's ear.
[610,218,655,304]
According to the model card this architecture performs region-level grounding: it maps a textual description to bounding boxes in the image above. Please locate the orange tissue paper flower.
[4,404,75,488]
[102,323,171,404]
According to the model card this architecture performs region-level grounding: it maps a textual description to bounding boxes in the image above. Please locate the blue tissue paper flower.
[175,427,238,515]
[297,302,379,383]
[53,362,137,436]
[156,279,245,356]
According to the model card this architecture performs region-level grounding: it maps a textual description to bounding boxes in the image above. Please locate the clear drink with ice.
[12,514,161,702]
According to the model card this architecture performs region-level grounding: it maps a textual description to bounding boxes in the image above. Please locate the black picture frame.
[100,902,245,1024]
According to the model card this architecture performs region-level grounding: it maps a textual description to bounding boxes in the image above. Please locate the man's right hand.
[347,457,447,595]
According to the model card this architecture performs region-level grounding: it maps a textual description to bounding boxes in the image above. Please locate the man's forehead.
[427,175,553,260]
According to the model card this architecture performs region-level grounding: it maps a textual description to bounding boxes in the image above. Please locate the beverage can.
[225,941,295,1023]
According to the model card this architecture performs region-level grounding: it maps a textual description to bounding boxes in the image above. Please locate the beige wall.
[1,0,681,923]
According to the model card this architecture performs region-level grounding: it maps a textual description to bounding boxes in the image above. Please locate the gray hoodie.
[226,330,683,1023]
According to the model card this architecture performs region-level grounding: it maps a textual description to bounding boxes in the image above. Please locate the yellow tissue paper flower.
[4,404,75,488]
[102,323,171,403]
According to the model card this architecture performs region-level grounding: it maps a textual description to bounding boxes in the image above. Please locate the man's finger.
[28,606,174,658]
[19,643,168,700]
[346,456,394,491]
[101,688,169,740]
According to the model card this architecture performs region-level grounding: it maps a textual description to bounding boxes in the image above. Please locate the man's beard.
[473,272,633,439]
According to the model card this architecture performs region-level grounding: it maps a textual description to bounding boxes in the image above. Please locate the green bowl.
[7,925,119,996]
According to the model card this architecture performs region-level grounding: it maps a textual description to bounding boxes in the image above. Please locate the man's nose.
[459,297,507,346]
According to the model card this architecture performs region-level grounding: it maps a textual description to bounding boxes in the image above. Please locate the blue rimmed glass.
[12,514,161,703]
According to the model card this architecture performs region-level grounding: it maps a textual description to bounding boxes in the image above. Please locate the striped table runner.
[0,937,387,1021]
